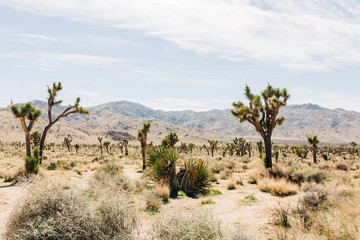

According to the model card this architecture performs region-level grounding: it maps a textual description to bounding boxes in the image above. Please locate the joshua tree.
[179,142,188,153]
[123,139,129,156]
[307,135,319,164]
[30,131,42,147]
[188,143,195,153]
[39,82,89,163]
[63,137,72,152]
[118,141,124,154]
[98,137,103,155]
[10,101,42,157]
[162,132,179,148]
[233,137,246,156]
[74,143,80,154]
[137,122,151,170]
[256,140,263,159]
[103,141,111,154]
[208,140,218,157]
[231,84,289,168]
[246,142,252,157]
[350,142,357,156]
[201,144,210,155]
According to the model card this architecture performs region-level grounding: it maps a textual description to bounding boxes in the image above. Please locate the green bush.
[181,159,211,195]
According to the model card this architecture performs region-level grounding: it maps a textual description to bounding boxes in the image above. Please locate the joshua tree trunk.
[25,132,31,158]
[167,163,179,197]
[39,125,51,164]
[125,146,128,155]
[141,141,146,170]
[264,137,272,169]
[313,149,317,164]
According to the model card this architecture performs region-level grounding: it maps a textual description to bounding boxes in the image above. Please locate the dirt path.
[0,182,24,238]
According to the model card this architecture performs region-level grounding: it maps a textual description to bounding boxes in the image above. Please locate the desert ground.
[1,140,359,240]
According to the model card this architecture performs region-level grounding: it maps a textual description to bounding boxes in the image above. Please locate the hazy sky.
[1,0,360,111]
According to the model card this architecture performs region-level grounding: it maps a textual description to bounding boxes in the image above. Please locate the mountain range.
[1,100,359,145]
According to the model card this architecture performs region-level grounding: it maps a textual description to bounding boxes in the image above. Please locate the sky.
[1,0,360,111]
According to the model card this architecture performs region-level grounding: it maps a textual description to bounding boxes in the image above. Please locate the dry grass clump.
[6,180,137,240]
[91,162,133,193]
[144,190,162,212]
[227,180,236,190]
[247,168,263,184]
[151,208,221,240]
[156,183,170,202]
[258,178,298,196]
[335,162,349,171]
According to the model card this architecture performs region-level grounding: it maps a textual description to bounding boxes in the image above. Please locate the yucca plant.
[148,147,178,180]
[25,147,40,174]
[74,144,80,154]
[180,159,211,195]
[138,122,151,170]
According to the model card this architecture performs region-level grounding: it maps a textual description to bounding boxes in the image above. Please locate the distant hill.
[2,100,360,144]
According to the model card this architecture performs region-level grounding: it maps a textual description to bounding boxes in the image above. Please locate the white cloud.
[13,33,59,41]
[3,0,360,70]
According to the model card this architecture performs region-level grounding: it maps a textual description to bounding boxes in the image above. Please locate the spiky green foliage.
[39,82,89,163]
[25,147,40,174]
[147,147,178,180]
[231,84,289,168]
[161,132,179,148]
[10,101,42,157]
[181,159,211,195]
[350,142,357,156]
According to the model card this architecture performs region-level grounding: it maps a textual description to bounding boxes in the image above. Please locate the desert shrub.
[6,181,137,240]
[151,209,222,240]
[220,169,233,180]
[156,183,170,202]
[227,181,236,190]
[336,163,349,171]
[47,162,57,170]
[91,162,132,192]
[272,204,292,228]
[144,190,162,212]
[305,170,327,184]
[258,178,298,196]
[247,168,264,184]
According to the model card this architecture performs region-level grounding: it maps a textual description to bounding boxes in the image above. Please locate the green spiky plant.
[256,140,263,159]
[39,82,89,163]
[162,132,179,148]
[63,137,72,152]
[74,143,80,154]
[10,101,42,157]
[103,141,111,154]
[307,135,319,164]
[231,84,289,168]
[123,139,129,156]
[137,122,151,170]
[25,147,40,174]
[181,159,211,195]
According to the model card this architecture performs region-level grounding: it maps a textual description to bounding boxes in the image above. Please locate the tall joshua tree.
[137,122,151,170]
[39,82,89,163]
[208,140,218,157]
[10,101,42,157]
[63,137,72,152]
[350,142,357,156]
[103,141,111,154]
[98,137,103,155]
[162,132,179,148]
[307,135,319,164]
[231,84,289,168]
[123,139,129,156]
